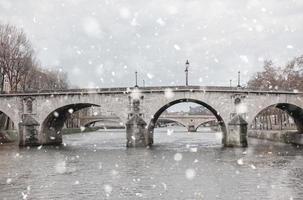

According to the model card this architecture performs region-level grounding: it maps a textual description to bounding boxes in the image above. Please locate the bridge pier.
[187,125,197,132]
[225,115,248,147]
[126,114,150,147]
[126,93,151,148]
[19,115,40,146]
[19,115,63,146]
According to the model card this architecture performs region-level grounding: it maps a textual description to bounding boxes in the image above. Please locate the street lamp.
[185,60,189,86]
[135,71,138,87]
[237,71,241,87]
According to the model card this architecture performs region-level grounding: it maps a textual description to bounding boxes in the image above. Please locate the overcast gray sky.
[0,0,302,88]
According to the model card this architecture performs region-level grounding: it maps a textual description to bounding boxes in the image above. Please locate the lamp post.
[230,79,232,88]
[135,71,138,87]
[185,60,189,86]
[237,71,241,87]
[142,79,145,87]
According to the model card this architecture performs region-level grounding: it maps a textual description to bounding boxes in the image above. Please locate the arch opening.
[249,103,303,144]
[147,98,227,145]
[251,103,303,132]
[83,118,125,129]
[0,111,17,143]
[195,120,219,132]
[155,118,187,129]
[41,103,100,144]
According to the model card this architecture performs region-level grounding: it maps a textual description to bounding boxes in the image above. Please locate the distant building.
[189,106,211,115]
[2,74,10,93]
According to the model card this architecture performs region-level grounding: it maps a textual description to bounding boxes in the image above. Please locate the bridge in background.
[0,85,302,147]
[79,114,217,132]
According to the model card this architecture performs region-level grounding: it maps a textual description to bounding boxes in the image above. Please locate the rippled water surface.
[1,127,303,199]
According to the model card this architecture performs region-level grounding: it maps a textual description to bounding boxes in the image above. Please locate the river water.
[1,127,303,199]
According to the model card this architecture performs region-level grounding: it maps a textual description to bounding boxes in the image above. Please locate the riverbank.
[248,129,303,145]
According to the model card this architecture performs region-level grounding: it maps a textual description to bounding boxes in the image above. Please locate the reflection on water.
[1,127,303,199]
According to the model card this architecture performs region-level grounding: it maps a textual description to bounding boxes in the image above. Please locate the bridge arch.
[0,110,18,128]
[0,103,19,129]
[40,103,100,144]
[156,118,188,128]
[195,119,218,132]
[83,119,124,128]
[147,98,227,144]
[249,103,303,132]
[0,110,18,142]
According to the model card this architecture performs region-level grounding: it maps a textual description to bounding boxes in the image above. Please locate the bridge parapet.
[0,85,301,97]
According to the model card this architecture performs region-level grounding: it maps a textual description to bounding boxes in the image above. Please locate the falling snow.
[0,1,303,199]
[164,88,175,99]
[185,168,196,180]
[174,153,183,161]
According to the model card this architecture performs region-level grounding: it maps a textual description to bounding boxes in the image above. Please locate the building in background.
[2,74,10,93]
[189,106,212,115]
[0,71,10,93]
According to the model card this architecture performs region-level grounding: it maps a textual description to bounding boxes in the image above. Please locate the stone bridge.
[0,85,302,147]
[79,114,217,132]
[158,114,217,132]
[79,115,122,127]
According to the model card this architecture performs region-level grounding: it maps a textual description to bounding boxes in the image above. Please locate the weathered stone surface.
[18,114,40,146]
[126,114,149,147]
[19,114,39,126]
[226,115,248,147]
[0,86,301,147]
[248,130,303,144]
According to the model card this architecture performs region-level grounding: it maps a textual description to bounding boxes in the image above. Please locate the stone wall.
[248,130,303,145]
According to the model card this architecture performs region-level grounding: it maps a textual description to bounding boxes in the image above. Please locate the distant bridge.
[0,85,302,147]
[79,114,217,132]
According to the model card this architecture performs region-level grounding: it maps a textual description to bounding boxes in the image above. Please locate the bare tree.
[248,56,303,91]
[24,67,69,91]
[0,24,35,92]
[0,23,69,92]
[44,69,69,90]
[281,55,303,91]
[247,60,281,90]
